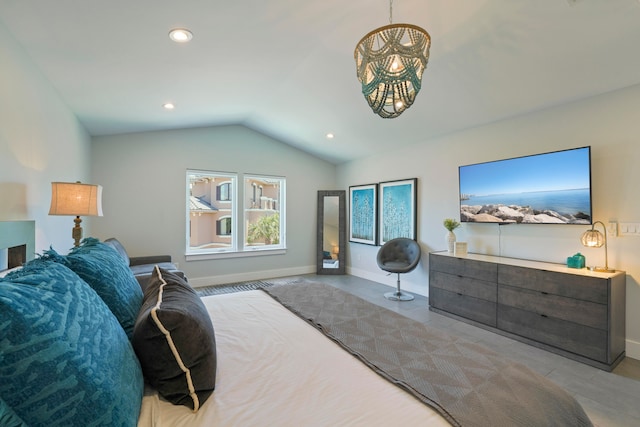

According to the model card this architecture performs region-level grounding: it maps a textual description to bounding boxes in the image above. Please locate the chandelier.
[354,0,431,118]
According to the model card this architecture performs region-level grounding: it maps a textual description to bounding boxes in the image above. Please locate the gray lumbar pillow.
[132,266,216,411]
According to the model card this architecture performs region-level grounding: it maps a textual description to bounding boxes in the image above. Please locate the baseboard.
[189,265,315,288]
[625,338,640,361]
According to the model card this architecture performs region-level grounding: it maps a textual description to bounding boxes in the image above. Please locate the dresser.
[429,251,626,371]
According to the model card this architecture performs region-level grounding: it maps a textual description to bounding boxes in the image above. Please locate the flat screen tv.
[459,146,592,225]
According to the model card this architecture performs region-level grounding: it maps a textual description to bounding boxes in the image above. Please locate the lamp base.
[72,216,83,247]
[589,266,615,273]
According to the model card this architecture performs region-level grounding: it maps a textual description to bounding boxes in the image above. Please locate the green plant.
[247,212,280,245]
[443,218,460,232]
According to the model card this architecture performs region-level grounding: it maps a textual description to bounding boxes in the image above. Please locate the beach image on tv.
[459,147,592,224]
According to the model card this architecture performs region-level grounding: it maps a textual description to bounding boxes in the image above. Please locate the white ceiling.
[2,0,640,164]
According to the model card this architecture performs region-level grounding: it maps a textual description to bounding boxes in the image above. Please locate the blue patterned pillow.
[45,238,143,339]
[0,397,27,427]
[0,259,143,427]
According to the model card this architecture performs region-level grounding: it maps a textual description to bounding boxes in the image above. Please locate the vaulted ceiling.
[2,0,640,164]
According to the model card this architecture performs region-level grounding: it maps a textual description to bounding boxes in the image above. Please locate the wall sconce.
[49,182,103,247]
[580,220,614,272]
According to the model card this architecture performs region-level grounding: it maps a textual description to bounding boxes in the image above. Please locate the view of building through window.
[187,170,285,255]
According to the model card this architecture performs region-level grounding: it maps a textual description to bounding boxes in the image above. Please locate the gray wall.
[0,21,92,254]
[337,83,640,359]
[90,125,336,285]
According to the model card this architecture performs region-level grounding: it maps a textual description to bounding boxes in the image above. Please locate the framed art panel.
[378,178,417,245]
[349,183,378,245]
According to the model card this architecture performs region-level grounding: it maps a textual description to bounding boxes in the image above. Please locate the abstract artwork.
[379,178,417,245]
[349,184,377,245]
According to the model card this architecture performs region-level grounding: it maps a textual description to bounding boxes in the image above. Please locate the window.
[244,175,284,249]
[217,216,232,236]
[187,170,285,258]
[217,182,231,201]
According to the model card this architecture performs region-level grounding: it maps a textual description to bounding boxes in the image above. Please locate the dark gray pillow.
[132,266,216,411]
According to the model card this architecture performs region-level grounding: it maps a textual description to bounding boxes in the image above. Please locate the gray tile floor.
[288,273,640,427]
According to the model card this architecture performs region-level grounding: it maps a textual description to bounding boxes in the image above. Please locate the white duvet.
[138,290,448,427]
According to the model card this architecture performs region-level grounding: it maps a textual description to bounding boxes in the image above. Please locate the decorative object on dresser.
[429,251,625,371]
[443,218,460,252]
[48,181,103,247]
[376,237,421,301]
[580,220,614,272]
[453,241,467,256]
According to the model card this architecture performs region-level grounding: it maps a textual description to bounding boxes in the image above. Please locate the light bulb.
[169,28,193,43]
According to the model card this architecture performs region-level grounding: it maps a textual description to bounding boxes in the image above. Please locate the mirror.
[317,190,346,274]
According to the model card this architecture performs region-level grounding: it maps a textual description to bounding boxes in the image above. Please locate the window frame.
[243,174,286,252]
[185,169,286,261]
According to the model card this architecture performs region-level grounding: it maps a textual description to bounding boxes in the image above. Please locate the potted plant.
[443,218,460,252]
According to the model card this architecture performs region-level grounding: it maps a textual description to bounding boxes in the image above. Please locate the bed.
[138,279,593,427]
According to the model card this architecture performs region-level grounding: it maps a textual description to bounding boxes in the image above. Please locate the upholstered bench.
[104,237,186,289]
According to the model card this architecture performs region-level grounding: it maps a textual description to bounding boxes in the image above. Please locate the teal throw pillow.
[45,237,143,339]
[0,397,27,427]
[0,259,144,427]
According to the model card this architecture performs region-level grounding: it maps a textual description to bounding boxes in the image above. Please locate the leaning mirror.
[317,190,346,275]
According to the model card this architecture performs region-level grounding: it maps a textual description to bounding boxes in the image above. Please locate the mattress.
[137,290,448,426]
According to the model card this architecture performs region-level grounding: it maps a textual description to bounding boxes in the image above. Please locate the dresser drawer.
[430,271,497,302]
[498,284,607,330]
[498,304,607,362]
[430,253,497,282]
[498,264,607,304]
[430,287,497,327]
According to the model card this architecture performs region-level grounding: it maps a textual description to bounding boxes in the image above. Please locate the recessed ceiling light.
[168,28,193,43]
[326,133,335,139]
[163,103,175,110]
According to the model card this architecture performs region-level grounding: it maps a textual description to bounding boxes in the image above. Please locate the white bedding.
[137,290,448,427]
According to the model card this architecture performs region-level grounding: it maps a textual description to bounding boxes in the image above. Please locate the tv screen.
[459,146,592,225]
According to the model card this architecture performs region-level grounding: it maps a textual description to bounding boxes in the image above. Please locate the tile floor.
[288,273,640,427]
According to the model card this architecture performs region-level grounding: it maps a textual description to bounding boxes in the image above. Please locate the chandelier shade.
[354,23,431,118]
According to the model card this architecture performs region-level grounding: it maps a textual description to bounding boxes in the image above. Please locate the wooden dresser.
[429,251,626,371]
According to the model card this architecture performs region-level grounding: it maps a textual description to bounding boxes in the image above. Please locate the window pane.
[188,171,236,252]
[244,176,285,249]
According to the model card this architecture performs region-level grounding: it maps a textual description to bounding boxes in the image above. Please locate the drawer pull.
[541,291,549,295]
[540,314,548,318]
[457,293,463,296]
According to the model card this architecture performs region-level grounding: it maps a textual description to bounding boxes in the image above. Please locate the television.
[458,146,592,225]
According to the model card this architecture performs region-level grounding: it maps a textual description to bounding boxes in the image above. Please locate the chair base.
[384,291,414,301]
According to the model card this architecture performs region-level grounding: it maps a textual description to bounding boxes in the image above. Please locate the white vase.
[446,231,456,253]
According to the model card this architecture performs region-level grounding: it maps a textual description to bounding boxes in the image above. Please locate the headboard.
[0,220,35,271]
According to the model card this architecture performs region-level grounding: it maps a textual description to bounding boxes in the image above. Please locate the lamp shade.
[49,182,103,217]
[581,228,604,248]
[580,220,613,272]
